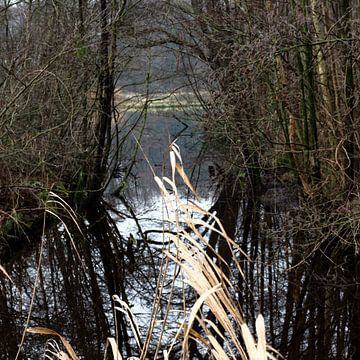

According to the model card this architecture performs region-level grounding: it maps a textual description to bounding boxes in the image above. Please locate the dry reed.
[16,143,278,359]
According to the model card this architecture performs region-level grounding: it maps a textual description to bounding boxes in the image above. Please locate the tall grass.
[24,143,278,359]
[151,142,277,360]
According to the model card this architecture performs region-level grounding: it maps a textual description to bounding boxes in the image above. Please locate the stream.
[0,106,215,359]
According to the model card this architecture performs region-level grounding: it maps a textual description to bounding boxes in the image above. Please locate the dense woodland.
[1,0,360,359]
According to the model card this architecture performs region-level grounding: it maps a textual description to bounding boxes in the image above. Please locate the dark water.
[2,107,357,359]
[107,109,214,201]
[0,109,213,359]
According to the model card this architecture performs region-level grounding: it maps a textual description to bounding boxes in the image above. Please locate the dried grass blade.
[241,323,257,360]
[44,339,70,360]
[162,176,178,195]
[45,210,83,266]
[113,295,142,350]
[175,163,198,197]
[207,333,229,360]
[26,327,78,360]
[182,285,221,356]
[103,337,123,360]
[0,264,12,282]
[170,142,182,164]
[181,200,209,215]
[202,320,239,360]
[154,176,170,197]
[256,314,267,359]
[163,350,169,360]
[170,150,176,181]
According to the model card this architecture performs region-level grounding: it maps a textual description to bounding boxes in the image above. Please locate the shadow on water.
[2,107,359,360]
[0,109,213,359]
[107,110,214,202]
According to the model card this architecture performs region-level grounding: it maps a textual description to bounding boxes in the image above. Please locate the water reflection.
[106,110,213,202]
[0,109,214,359]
